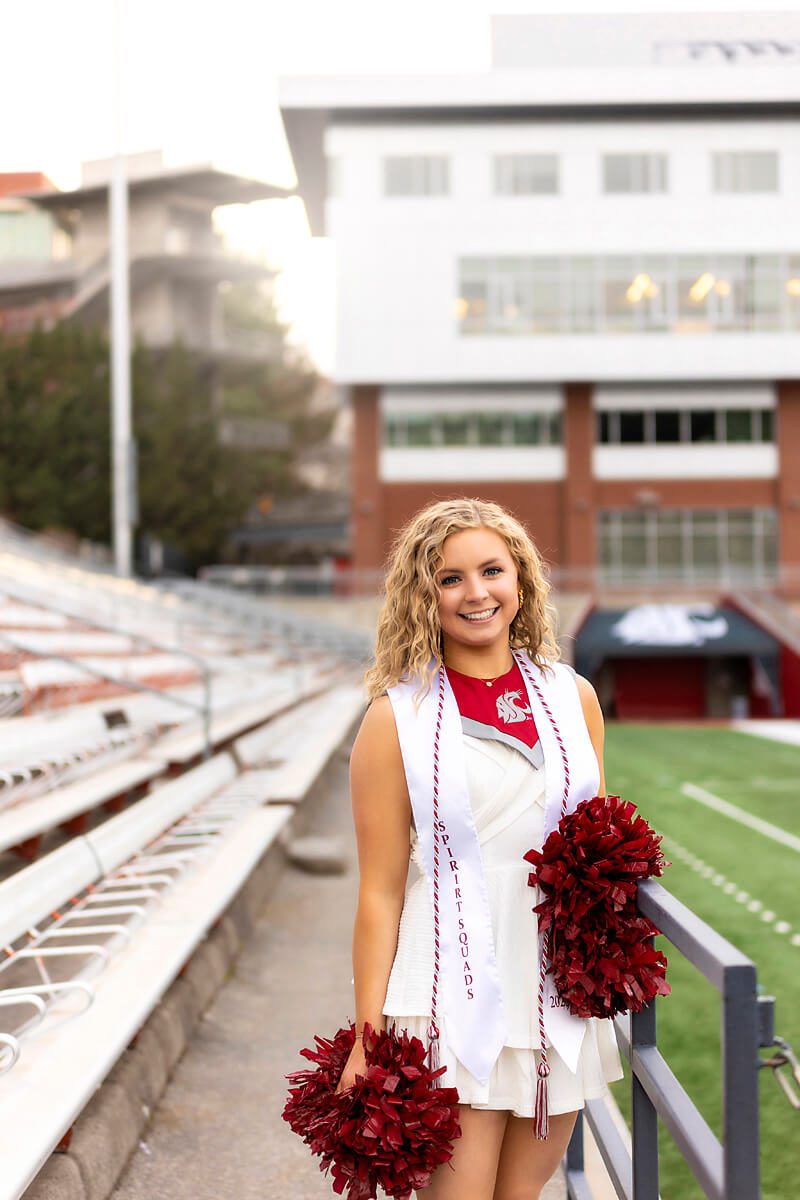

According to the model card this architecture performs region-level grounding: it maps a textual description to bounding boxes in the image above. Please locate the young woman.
[336,498,622,1200]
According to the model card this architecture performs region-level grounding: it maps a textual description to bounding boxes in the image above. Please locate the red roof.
[0,172,57,198]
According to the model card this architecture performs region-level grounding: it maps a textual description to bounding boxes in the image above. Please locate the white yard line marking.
[680,783,800,854]
[659,834,796,946]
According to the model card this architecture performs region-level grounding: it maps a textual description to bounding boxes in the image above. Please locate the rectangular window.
[690,411,717,443]
[384,416,404,447]
[619,412,645,443]
[511,414,541,445]
[712,151,779,193]
[405,416,435,447]
[384,155,449,196]
[654,411,681,443]
[440,414,471,445]
[761,409,775,441]
[602,153,668,194]
[547,412,562,445]
[458,253,798,336]
[598,508,777,580]
[724,410,753,443]
[477,413,506,445]
[619,512,648,571]
[494,154,559,195]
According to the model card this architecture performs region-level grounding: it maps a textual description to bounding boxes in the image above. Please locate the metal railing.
[0,584,215,759]
[565,879,768,1200]
[198,561,800,600]
[162,577,373,663]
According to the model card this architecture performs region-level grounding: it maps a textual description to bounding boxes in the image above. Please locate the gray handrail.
[565,879,762,1200]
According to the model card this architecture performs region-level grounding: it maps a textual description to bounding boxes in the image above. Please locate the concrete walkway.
[112,748,566,1200]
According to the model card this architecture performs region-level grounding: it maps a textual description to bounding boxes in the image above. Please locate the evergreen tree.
[0,299,326,567]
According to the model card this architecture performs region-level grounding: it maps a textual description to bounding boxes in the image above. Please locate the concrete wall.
[326,117,800,384]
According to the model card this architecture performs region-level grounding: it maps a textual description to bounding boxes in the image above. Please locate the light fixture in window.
[689,272,715,302]
[786,278,800,297]
[454,297,469,319]
[625,272,658,303]
[504,304,519,318]
[714,279,731,297]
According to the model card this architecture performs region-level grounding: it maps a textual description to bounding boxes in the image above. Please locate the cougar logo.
[496,690,531,724]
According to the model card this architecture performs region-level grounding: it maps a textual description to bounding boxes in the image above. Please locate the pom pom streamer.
[283,1022,461,1200]
[525,794,671,1020]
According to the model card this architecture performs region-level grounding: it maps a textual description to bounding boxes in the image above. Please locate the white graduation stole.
[388,650,600,1082]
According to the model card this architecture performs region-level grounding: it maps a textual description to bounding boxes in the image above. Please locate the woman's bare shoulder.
[351,694,402,766]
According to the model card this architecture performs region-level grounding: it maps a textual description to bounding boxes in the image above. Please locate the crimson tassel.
[427,1021,441,1086]
[534,1059,550,1140]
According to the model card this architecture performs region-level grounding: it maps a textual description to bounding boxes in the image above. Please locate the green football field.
[602,725,800,1200]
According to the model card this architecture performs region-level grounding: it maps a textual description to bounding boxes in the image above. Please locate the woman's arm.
[336,694,411,1089]
[575,674,606,797]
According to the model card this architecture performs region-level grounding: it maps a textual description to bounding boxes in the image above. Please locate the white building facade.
[280,12,800,586]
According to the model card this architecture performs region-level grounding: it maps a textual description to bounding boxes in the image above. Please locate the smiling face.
[435,526,520,661]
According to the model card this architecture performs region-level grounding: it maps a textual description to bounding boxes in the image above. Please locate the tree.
[133,341,266,565]
[0,293,329,568]
[0,323,111,542]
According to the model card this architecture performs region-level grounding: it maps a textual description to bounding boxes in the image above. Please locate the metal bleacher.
[0,538,369,1197]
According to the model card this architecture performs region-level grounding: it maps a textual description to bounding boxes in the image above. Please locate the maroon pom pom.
[283,1023,461,1200]
[525,794,671,1019]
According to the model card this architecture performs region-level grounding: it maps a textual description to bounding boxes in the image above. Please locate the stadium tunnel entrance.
[575,603,781,721]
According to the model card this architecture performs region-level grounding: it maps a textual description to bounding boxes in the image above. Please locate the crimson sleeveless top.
[445,660,543,770]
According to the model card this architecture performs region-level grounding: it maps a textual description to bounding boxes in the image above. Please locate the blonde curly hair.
[364,497,560,702]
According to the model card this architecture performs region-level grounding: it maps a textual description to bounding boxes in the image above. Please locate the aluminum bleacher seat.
[0,669,364,1197]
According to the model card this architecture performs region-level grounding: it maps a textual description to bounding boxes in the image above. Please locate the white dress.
[382,734,624,1117]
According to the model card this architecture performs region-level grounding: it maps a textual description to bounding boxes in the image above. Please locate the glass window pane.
[512,414,541,444]
[603,155,633,193]
[459,262,489,333]
[728,525,755,567]
[603,153,667,194]
[548,413,563,444]
[568,260,597,331]
[598,412,611,443]
[494,154,558,195]
[692,530,719,570]
[690,411,717,443]
[477,414,505,444]
[621,531,647,569]
[656,513,683,569]
[599,529,615,569]
[678,259,713,330]
[654,411,681,442]
[603,276,636,331]
[531,277,561,330]
[713,151,778,193]
[751,273,782,330]
[384,416,403,446]
[441,415,470,445]
[384,156,449,196]
[406,416,434,446]
[619,412,645,443]
[725,410,753,442]
[761,410,775,441]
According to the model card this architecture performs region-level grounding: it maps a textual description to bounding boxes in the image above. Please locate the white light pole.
[110,0,137,575]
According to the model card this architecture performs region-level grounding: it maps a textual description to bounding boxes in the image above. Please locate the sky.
[3,0,799,371]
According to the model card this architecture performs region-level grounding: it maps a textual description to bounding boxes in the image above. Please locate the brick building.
[279,12,800,591]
